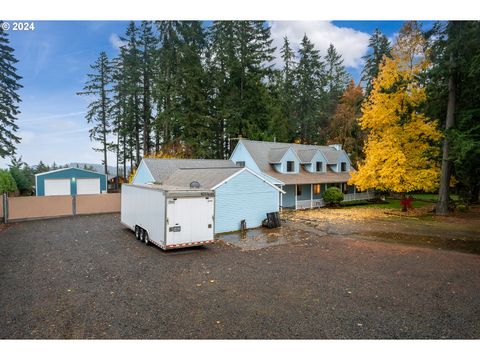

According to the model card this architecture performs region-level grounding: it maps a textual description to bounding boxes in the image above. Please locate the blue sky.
[1,20,422,168]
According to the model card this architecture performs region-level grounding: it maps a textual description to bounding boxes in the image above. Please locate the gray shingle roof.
[297,149,319,163]
[163,167,243,190]
[268,147,291,163]
[238,139,353,185]
[142,158,237,183]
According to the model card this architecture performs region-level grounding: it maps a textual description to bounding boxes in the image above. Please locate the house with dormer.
[230,139,369,209]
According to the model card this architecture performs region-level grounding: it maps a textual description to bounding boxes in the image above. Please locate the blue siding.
[279,148,300,173]
[332,151,351,173]
[297,184,311,201]
[230,142,262,173]
[36,168,106,196]
[215,170,279,233]
[305,151,327,173]
[133,161,155,184]
[282,185,295,208]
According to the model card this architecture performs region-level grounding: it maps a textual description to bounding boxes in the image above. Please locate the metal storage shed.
[35,167,107,196]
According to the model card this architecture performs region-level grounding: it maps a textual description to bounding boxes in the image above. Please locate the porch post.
[295,184,297,210]
[280,185,283,209]
[310,184,313,209]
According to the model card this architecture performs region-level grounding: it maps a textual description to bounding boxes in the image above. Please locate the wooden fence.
[2,193,121,222]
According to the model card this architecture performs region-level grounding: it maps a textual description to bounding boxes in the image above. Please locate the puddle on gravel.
[361,231,480,255]
[217,224,319,251]
[217,219,480,254]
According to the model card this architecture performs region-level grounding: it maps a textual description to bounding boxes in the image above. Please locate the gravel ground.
[0,213,479,339]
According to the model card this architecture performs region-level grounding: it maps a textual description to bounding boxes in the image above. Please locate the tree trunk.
[436,54,456,215]
[401,193,408,212]
[115,132,120,190]
[122,133,127,179]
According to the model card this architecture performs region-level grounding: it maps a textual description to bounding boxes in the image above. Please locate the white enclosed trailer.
[121,184,215,250]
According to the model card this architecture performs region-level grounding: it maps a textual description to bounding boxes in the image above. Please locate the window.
[316,161,323,172]
[341,162,347,172]
[236,161,245,167]
[296,185,302,196]
[313,184,321,195]
[286,161,295,172]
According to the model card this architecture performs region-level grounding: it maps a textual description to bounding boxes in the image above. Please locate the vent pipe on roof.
[190,181,201,189]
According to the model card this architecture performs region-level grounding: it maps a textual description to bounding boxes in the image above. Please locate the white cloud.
[20,111,86,125]
[269,21,370,69]
[109,33,127,50]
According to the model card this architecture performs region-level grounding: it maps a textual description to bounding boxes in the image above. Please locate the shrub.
[323,187,344,206]
[9,166,33,194]
[0,169,17,194]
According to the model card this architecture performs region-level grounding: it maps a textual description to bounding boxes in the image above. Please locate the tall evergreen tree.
[279,36,297,140]
[111,52,130,179]
[0,23,22,158]
[176,21,213,157]
[122,22,143,167]
[427,21,480,206]
[77,51,113,175]
[155,21,182,150]
[209,21,276,155]
[295,34,326,143]
[324,43,350,125]
[361,28,392,97]
[138,21,157,156]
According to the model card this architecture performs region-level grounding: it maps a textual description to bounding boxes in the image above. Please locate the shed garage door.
[44,179,71,196]
[76,178,101,195]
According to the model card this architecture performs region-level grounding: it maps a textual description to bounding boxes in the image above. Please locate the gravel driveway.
[1,213,479,339]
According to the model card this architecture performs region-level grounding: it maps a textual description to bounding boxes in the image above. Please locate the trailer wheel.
[135,226,141,240]
[143,231,149,245]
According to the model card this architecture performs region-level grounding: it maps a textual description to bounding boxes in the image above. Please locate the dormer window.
[341,162,347,172]
[236,161,245,167]
[286,161,295,172]
[316,161,323,172]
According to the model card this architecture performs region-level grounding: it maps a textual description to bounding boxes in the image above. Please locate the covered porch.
[279,183,376,210]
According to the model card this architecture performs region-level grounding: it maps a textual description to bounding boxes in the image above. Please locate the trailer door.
[166,197,214,246]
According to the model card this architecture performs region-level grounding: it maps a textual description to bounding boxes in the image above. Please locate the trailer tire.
[143,231,149,245]
[135,226,141,240]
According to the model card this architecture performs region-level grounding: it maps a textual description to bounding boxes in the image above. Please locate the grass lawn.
[343,193,459,210]
[411,193,460,201]
[343,198,432,209]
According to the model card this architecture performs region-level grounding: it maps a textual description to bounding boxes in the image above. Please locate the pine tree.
[77,51,113,175]
[175,21,213,157]
[324,44,350,129]
[361,28,392,97]
[155,21,182,149]
[122,22,143,167]
[209,21,276,156]
[279,36,297,140]
[0,23,22,158]
[35,161,50,173]
[295,34,326,143]
[350,22,442,210]
[138,21,157,156]
[427,21,480,206]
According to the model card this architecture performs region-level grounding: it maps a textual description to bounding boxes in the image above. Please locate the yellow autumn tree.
[349,22,442,199]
